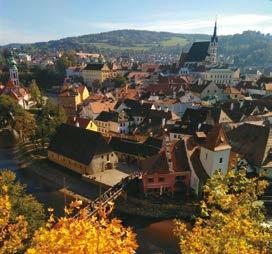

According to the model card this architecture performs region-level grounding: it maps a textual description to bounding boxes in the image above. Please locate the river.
[0,147,179,254]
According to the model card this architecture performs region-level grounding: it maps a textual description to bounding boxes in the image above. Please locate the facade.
[48,124,118,175]
[58,83,89,116]
[181,20,218,68]
[205,68,240,85]
[200,125,231,176]
[82,63,111,87]
[94,110,130,135]
[141,139,191,196]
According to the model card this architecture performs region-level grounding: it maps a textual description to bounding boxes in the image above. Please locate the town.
[0,7,272,254]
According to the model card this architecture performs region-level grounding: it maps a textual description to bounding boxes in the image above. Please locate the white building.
[204,68,240,85]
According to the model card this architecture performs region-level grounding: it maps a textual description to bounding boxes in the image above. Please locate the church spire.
[211,19,218,43]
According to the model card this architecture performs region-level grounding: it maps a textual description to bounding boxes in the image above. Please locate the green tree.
[0,170,45,242]
[175,169,271,254]
[36,99,66,147]
[112,74,127,88]
[0,95,23,128]
[29,79,41,104]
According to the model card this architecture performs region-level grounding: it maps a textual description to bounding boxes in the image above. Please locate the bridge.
[80,172,140,218]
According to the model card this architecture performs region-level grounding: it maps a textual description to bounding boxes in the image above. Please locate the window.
[159,177,165,182]
[174,134,177,138]
[219,157,223,163]
[206,153,208,160]
[101,155,104,159]
[148,178,154,183]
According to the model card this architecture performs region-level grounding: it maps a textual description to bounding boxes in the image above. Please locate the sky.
[0,0,272,45]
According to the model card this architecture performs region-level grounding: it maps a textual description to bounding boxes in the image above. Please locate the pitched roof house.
[48,124,118,175]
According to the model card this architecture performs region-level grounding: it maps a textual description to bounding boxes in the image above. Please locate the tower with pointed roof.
[7,50,19,87]
[209,20,218,65]
[200,125,231,177]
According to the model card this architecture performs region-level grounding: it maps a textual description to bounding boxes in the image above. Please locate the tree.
[36,99,66,146]
[0,94,37,140]
[29,79,41,104]
[14,110,37,141]
[0,95,23,128]
[112,74,128,88]
[0,170,45,238]
[174,170,271,254]
[26,203,138,254]
[0,185,28,254]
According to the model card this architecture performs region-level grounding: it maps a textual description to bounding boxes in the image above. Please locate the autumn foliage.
[0,186,28,254]
[26,202,138,254]
[175,169,272,254]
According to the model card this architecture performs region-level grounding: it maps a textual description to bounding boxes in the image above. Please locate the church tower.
[209,20,218,65]
[8,51,20,87]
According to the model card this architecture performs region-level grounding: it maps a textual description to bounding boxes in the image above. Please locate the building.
[228,123,272,177]
[82,63,111,87]
[189,81,222,99]
[48,124,118,175]
[140,139,191,196]
[58,83,89,116]
[0,51,31,108]
[94,110,130,135]
[199,125,231,177]
[204,68,240,85]
[180,20,218,68]
[66,116,98,131]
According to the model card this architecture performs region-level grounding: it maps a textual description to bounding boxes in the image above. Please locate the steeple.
[211,19,218,43]
[7,50,19,87]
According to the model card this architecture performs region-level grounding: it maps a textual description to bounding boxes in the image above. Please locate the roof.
[108,136,160,158]
[185,41,210,62]
[95,111,119,122]
[191,148,209,183]
[173,140,191,172]
[84,63,107,71]
[202,125,231,151]
[140,152,170,174]
[48,124,113,165]
[228,123,272,167]
[143,137,163,149]
[66,116,91,129]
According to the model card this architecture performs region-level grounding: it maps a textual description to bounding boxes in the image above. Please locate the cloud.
[88,14,272,35]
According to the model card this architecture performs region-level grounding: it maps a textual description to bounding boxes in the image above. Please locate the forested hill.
[2,30,272,67]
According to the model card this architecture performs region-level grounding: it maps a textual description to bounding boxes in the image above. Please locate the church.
[0,51,31,108]
[179,20,218,69]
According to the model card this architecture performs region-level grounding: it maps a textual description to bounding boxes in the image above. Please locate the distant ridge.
[1,29,272,68]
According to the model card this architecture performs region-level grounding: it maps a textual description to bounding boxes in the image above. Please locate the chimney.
[162,118,166,128]
[164,107,169,112]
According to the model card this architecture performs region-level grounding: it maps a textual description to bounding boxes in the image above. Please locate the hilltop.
[2,29,272,67]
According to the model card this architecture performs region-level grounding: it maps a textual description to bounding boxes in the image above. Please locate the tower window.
[219,157,223,163]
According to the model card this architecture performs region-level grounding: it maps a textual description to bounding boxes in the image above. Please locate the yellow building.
[82,63,111,87]
[66,116,98,131]
[58,83,89,116]
[48,124,118,175]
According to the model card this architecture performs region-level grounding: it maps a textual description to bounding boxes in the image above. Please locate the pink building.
[141,139,191,196]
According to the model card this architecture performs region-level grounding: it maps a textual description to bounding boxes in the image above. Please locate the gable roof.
[84,63,107,71]
[185,41,210,62]
[95,111,119,122]
[202,125,231,151]
[109,136,160,157]
[48,124,112,165]
[228,123,272,167]
[66,116,91,129]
